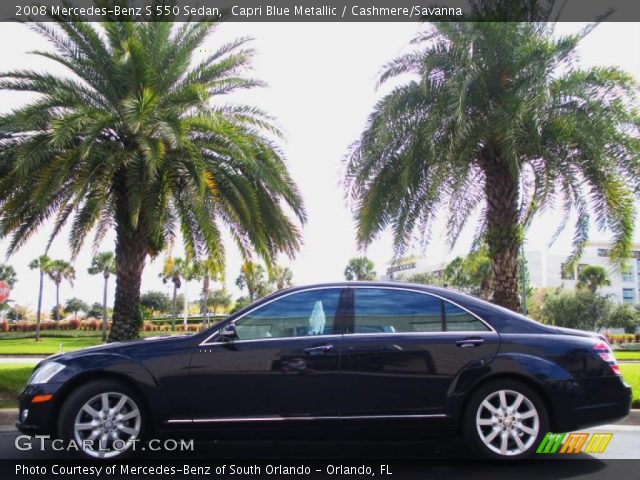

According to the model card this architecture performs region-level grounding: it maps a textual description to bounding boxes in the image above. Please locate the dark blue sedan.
[16,282,632,459]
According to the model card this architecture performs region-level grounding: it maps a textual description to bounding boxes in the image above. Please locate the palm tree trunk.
[183,281,188,327]
[171,283,177,331]
[35,270,44,342]
[109,224,147,342]
[102,275,108,342]
[55,281,60,321]
[480,277,491,300]
[482,154,521,312]
[202,276,209,326]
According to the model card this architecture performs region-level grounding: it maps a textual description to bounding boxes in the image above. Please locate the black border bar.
[4,1,640,22]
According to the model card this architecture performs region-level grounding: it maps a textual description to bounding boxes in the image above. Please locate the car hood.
[42,334,192,364]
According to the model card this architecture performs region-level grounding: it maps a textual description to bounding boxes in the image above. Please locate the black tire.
[57,379,146,459]
[462,379,549,460]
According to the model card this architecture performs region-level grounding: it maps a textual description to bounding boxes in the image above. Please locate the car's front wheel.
[58,379,145,459]
[463,379,549,459]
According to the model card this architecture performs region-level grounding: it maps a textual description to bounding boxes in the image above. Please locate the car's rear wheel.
[463,379,549,459]
[58,379,145,459]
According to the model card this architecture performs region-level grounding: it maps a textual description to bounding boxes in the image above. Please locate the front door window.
[233,288,344,340]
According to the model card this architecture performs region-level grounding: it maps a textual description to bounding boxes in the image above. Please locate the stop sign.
[0,281,9,303]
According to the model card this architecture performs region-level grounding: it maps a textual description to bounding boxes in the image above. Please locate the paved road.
[0,424,638,460]
[0,357,45,365]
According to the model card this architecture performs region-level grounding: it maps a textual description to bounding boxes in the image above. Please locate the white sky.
[0,21,639,311]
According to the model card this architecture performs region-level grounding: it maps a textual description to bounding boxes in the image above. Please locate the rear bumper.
[549,376,632,431]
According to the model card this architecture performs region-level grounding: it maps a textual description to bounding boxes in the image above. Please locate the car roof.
[270,281,555,334]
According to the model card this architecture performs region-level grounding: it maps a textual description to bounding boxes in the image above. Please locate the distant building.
[380,256,448,283]
[527,243,640,305]
[381,243,640,305]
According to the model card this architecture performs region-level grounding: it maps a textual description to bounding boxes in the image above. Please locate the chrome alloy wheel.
[73,391,141,458]
[475,389,540,457]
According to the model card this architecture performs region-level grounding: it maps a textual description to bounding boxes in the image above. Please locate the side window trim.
[348,286,495,335]
[198,286,348,346]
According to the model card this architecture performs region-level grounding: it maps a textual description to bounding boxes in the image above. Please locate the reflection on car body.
[17,282,632,459]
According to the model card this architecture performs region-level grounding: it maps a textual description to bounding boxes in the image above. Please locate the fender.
[445,353,580,423]
[55,352,160,390]
[485,353,575,382]
[49,352,162,424]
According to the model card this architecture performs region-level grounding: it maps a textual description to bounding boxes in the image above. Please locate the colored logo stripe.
[560,433,589,454]
[583,433,613,454]
[536,432,613,454]
[537,433,566,453]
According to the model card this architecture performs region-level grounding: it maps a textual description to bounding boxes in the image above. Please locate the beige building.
[381,243,640,305]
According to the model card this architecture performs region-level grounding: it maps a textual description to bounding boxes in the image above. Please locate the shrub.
[541,290,612,331]
[606,333,637,344]
[142,321,157,332]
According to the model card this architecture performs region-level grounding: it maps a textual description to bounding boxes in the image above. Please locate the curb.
[0,354,48,358]
[0,409,17,428]
[617,409,640,426]
[0,408,638,429]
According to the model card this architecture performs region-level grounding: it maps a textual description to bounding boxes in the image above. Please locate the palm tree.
[87,251,116,341]
[191,258,223,325]
[0,263,17,289]
[161,257,187,331]
[28,255,52,341]
[344,4,640,311]
[206,288,232,318]
[0,13,305,341]
[47,260,75,321]
[577,265,611,294]
[344,257,377,281]
[270,265,294,290]
[444,248,493,299]
[235,261,270,301]
[64,297,89,321]
[0,263,17,320]
[464,250,493,300]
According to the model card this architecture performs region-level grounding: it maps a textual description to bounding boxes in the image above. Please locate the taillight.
[593,341,621,376]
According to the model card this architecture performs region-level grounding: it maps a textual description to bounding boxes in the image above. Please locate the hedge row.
[604,333,640,344]
[0,319,207,333]
[0,319,107,332]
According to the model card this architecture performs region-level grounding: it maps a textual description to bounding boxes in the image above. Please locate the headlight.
[28,362,66,384]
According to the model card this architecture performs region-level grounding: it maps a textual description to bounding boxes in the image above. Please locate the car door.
[188,287,349,425]
[339,286,499,419]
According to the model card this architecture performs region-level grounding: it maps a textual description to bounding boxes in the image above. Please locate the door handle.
[304,344,334,355]
[456,337,484,348]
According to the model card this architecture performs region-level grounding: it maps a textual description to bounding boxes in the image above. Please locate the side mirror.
[219,323,237,341]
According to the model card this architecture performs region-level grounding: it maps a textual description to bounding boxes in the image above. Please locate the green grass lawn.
[620,364,640,408]
[0,336,102,355]
[0,331,190,355]
[0,330,106,339]
[0,364,33,408]
[614,351,640,361]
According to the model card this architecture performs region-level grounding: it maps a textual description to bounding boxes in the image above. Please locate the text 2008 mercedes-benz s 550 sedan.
[17,282,632,459]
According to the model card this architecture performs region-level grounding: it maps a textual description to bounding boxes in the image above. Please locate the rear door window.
[353,288,444,333]
[352,288,489,333]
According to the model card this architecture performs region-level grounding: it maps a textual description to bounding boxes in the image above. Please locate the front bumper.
[15,382,65,436]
